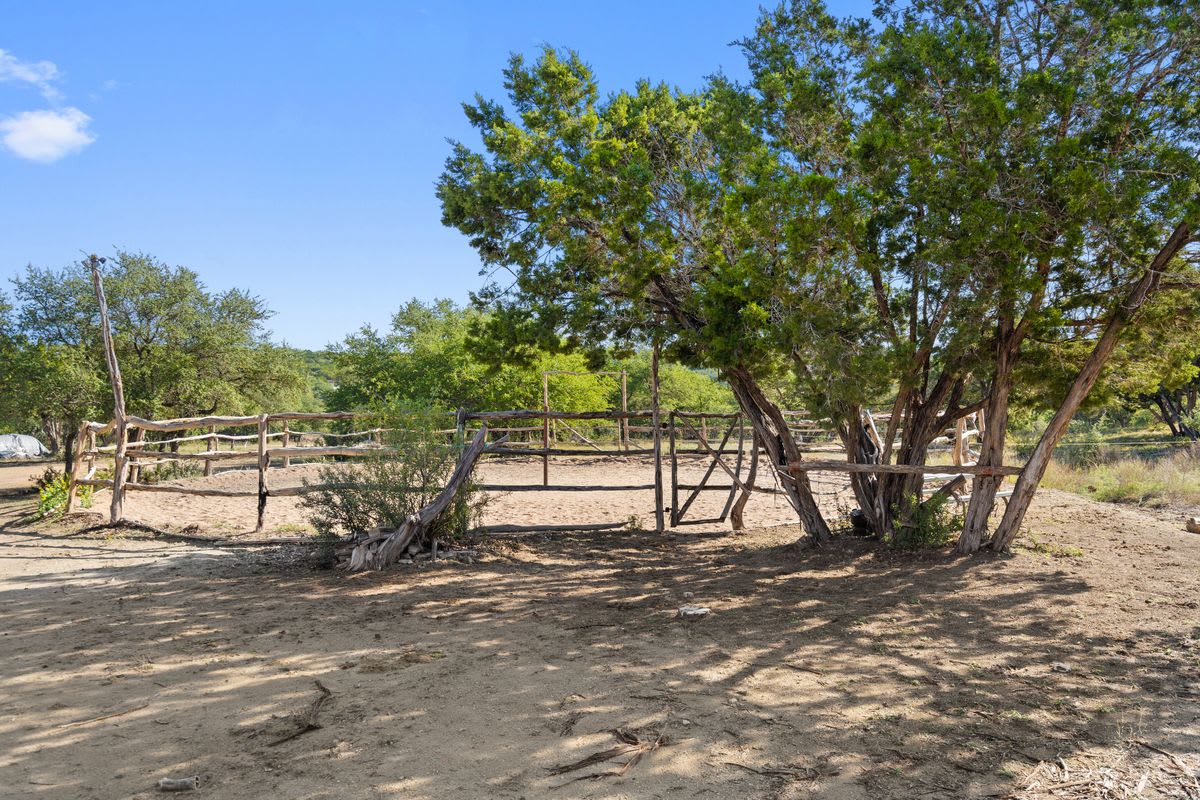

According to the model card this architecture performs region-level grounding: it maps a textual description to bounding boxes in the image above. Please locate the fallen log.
[342,425,492,571]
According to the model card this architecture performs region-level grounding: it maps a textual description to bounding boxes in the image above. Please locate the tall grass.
[1039,450,1200,507]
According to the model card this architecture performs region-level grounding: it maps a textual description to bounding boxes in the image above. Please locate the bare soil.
[0,462,1198,799]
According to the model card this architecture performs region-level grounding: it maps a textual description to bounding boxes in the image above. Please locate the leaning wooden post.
[542,373,551,486]
[953,417,966,466]
[651,339,664,532]
[88,255,128,525]
[204,425,216,476]
[256,413,269,533]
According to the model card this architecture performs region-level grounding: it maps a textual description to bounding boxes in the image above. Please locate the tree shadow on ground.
[1,510,1197,799]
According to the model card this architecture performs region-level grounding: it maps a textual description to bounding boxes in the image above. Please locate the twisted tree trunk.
[725,366,831,544]
[990,221,1193,551]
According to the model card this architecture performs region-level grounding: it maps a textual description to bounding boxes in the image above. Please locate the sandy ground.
[1,465,1198,799]
[115,455,855,537]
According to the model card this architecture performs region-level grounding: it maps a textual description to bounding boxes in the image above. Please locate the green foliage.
[31,468,92,520]
[2,253,307,448]
[327,297,732,415]
[438,2,1199,464]
[300,409,487,550]
[890,493,962,550]
[143,461,205,484]
[614,352,736,412]
[1041,451,1200,507]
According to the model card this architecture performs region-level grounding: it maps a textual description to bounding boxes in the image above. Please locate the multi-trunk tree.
[439,0,1200,550]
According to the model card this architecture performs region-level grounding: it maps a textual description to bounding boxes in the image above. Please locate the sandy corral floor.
[116,455,856,537]
[0,462,1198,799]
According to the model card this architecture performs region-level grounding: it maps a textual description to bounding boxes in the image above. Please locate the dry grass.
[1040,450,1200,507]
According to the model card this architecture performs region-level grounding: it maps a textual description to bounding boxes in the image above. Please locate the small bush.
[142,460,205,484]
[890,492,962,549]
[300,408,487,558]
[32,468,92,520]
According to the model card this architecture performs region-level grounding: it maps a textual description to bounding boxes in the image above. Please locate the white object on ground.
[678,605,711,619]
[0,433,49,458]
[157,776,199,792]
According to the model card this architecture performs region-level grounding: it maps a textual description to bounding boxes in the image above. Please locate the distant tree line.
[0,252,311,465]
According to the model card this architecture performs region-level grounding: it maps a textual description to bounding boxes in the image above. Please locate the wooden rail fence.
[67,401,995,537]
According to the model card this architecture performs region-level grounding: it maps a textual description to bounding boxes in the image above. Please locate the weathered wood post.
[127,428,145,483]
[542,373,551,487]
[281,421,291,469]
[620,370,629,452]
[668,411,679,527]
[88,255,128,525]
[256,413,269,533]
[85,428,96,476]
[204,425,217,476]
[651,339,664,532]
[953,417,966,466]
[64,422,88,513]
[730,426,760,531]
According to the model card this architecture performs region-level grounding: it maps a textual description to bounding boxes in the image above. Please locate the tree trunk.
[990,220,1193,550]
[63,428,77,474]
[725,366,831,543]
[959,325,1016,553]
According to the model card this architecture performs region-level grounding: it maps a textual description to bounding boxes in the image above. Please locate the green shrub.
[300,408,487,560]
[890,492,962,549]
[143,460,205,484]
[32,468,92,520]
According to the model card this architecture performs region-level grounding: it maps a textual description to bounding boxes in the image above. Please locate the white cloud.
[0,48,62,101]
[0,107,95,162]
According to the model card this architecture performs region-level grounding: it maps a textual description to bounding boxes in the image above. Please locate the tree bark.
[725,366,831,543]
[990,221,1193,550]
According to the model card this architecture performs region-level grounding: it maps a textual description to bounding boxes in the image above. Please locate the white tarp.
[0,434,50,458]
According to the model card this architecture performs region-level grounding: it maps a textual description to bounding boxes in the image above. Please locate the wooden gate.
[668,411,758,527]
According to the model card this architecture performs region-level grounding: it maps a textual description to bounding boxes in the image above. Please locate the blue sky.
[1,1,871,349]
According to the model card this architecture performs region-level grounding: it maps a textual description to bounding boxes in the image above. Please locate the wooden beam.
[126,414,259,432]
[464,409,654,421]
[787,460,1022,477]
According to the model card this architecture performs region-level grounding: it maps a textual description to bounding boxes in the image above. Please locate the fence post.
[281,421,291,469]
[542,374,551,487]
[64,422,88,513]
[652,340,664,532]
[85,428,96,477]
[620,370,629,452]
[204,425,216,476]
[128,428,145,484]
[669,411,678,527]
[88,255,128,525]
[256,414,269,533]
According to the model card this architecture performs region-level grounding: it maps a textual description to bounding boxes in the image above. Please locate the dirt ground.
[1,459,1198,799]
[108,455,848,536]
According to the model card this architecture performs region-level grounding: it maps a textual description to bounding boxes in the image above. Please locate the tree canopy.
[438,0,1200,550]
[2,252,309,456]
